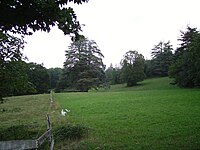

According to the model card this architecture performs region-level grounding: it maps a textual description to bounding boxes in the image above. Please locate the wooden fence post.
[0,115,54,150]
[47,114,54,150]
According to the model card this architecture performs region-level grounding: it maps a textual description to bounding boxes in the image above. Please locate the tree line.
[0,60,63,97]
[0,1,200,100]
[56,26,200,92]
[105,26,200,88]
[1,26,200,100]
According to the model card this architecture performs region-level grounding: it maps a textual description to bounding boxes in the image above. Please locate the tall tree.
[169,26,200,87]
[57,38,105,92]
[121,50,145,86]
[151,41,173,76]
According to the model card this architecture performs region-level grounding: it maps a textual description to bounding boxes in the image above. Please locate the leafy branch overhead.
[0,32,25,64]
[0,0,88,38]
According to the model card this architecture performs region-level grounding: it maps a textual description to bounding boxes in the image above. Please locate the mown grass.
[55,77,200,149]
[1,77,200,149]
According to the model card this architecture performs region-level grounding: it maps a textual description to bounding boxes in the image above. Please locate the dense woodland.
[0,1,200,100]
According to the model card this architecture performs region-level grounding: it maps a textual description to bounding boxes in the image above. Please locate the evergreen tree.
[121,50,145,86]
[57,38,105,92]
[151,41,173,76]
[169,26,200,87]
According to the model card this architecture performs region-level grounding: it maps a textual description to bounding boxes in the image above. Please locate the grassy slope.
[55,77,200,149]
[1,77,200,149]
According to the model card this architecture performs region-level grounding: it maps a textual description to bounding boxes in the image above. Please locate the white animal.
[65,109,70,113]
[61,109,70,116]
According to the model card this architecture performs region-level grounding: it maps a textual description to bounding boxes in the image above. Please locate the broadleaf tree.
[27,63,50,94]
[0,33,26,101]
[105,64,122,85]
[121,50,145,86]
[57,38,106,92]
[0,61,30,101]
[48,68,63,89]
[0,0,88,37]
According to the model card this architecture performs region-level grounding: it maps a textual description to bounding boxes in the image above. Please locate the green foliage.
[144,59,153,77]
[0,0,88,98]
[27,63,50,93]
[121,50,145,86]
[0,32,25,63]
[150,41,173,77]
[57,38,106,92]
[169,26,200,87]
[0,61,32,100]
[105,64,122,85]
[0,32,28,100]
[0,0,88,38]
[48,67,63,89]
[0,61,50,99]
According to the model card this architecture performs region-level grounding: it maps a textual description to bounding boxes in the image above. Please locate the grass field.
[1,77,200,149]
[55,77,200,149]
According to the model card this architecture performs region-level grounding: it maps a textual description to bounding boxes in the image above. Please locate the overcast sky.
[24,0,200,68]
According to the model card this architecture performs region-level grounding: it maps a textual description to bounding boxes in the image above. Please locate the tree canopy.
[0,0,88,38]
[0,33,26,100]
[105,64,122,85]
[150,41,173,77]
[48,67,63,89]
[0,32,25,64]
[169,26,200,87]
[121,50,145,86]
[0,61,29,100]
[0,61,51,100]
[57,38,105,92]
[27,63,50,93]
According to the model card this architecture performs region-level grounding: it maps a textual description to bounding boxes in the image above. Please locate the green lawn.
[55,77,200,149]
[1,77,200,149]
